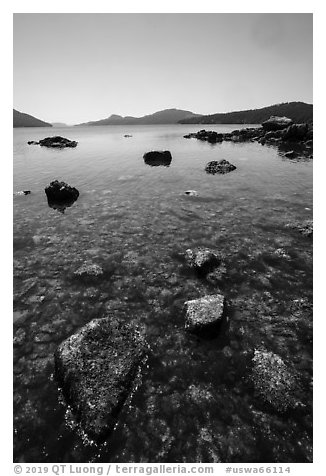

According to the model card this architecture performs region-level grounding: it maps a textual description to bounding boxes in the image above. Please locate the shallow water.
[13,124,312,463]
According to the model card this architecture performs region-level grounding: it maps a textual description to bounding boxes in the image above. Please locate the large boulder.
[281,123,309,141]
[185,248,221,276]
[262,116,293,131]
[54,317,147,442]
[143,150,172,167]
[38,136,78,148]
[205,159,236,174]
[185,294,226,334]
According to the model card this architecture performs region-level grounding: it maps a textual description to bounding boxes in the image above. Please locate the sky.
[13,13,313,124]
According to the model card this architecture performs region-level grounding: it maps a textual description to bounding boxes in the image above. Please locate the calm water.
[13,124,313,463]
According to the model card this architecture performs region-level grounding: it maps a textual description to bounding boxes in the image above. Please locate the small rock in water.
[14,190,31,196]
[143,150,172,167]
[74,263,104,279]
[184,190,198,197]
[185,294,225,334]
[185,248,221,276]
[54,317,147,442]
[205,159,236,174]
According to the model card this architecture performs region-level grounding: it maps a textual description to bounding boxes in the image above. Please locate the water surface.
[13,124,312,463]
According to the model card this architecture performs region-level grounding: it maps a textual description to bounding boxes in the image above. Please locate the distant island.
[179,102,313,125]
[75,109,201,126]
[13,109,52,128]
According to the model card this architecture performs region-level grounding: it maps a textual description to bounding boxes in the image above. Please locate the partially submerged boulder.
[185,294,226,334]
[54,317,147,442]
[251,349,303,412]
[39,136,77,148]
[185,248,221,276]
[143,150,172,167]
[45,180,79,207]
[262,116,293,131]
[205,160,236,174]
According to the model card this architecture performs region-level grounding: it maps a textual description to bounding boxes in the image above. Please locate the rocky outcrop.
[185,294,225,334]
[184,130,223,143]
[262,116,293,131]
[185,248,221,276]
[28,136,78,148]
[183,117,313,157]
[54,317,147,442]
[205,160,236,174]
[45,180,79,213]
[143,150,172,167]
[251,349,303,412]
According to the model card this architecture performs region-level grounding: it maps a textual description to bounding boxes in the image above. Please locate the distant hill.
[13,109,52,128]
[76,108,201,126]
[179,102,313,125]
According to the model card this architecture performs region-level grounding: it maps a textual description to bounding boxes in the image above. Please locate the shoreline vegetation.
[13,101,313,128]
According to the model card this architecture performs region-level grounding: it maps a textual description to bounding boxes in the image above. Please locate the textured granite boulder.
[185,294,225,334]
[251,349,303,412]
[185,248,221,276]
[54,317,147,442]
[143,150,172,166]
[205,160,236,174]
[262,116,293,131]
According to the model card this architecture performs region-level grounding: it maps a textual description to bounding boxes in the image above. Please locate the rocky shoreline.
[184,115,313,160]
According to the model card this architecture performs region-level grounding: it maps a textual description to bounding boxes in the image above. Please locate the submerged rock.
[185,248,221,276]
[185,294,225,334]
[143,150,172,167]
[251,349,303,412]
[262,116,293,131]
[74,263,104,280]
[54,317,147,442]
[205,160,236,174]
[286,220,313,237]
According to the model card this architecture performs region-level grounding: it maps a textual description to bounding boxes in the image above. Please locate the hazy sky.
[13,13,313,124]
